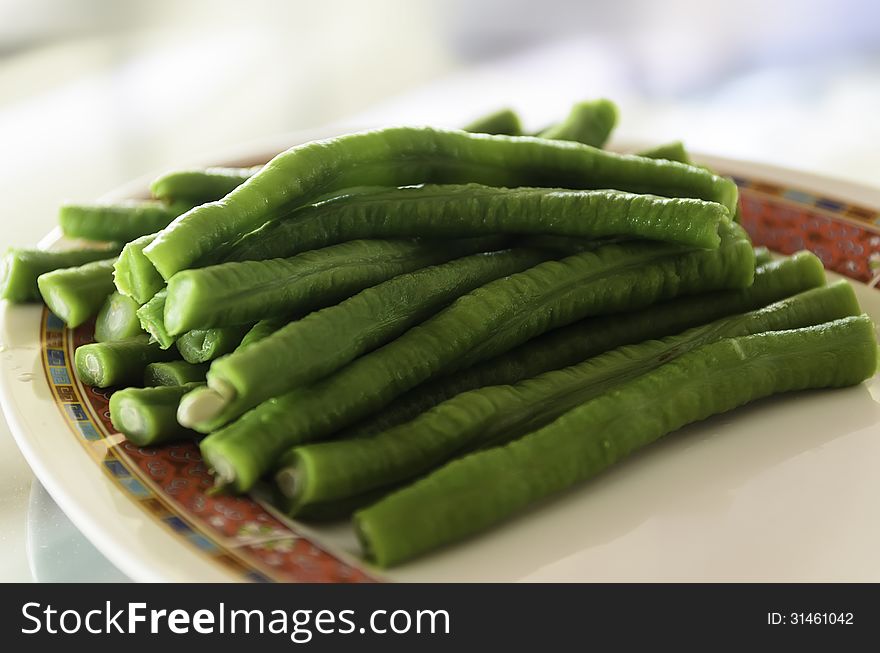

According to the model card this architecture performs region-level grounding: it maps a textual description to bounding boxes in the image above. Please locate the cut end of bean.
[77,351,103,387]
[206,375,237,401]
[275,466,302,501]
[207,457,237,494]
[177,385,227,429]
[111,397,150,443]
[95,291,143,342]
[163,273,197,335]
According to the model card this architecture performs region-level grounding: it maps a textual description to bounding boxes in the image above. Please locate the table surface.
[2,33,879,582]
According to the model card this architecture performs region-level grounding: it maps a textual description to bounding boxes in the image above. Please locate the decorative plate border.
[733,177,880,285]
[37,173,880,583]
[41,312,374,583]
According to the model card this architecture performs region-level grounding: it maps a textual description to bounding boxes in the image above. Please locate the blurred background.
[1,0,879,247]
[1,0,879,580]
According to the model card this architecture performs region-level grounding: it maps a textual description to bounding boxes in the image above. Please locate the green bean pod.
[94,291,144,342]
[462,108,523,136]
[356,314,879,567]
[165,237,505,334]
[344,251,823,439]
[38,258,117,328]
[200,222,753,493]
[74,335,179,388]
[176,325,252,364]
[144,126,738,279]
[237,317,292,350]
[59,200,192,243]
[538,98,619,147]
[113,233,165,305]
[223,185,728,264]
[151,166,262,204]
[638,141,691,164]
[172,318,293,407]
[1,246,121,303]
[446,222,752,373]
[181,248,551,432]
[136,289,176,349]
[110,383,204,446]
[144,360,209,386]
[278,280,858,513]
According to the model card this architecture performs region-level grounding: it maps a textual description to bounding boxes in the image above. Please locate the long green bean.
[74,335,179,388]
[174,318,292,409]
[110,383,203,446]
[113,233,165,305]
[176,325,252,364]
[236,317,292,350]
[151,166,262,204]
[164,237,505,334]
[38,258,117,328]
[462,108,523,136]
[355,315,878,566]
[59,200,192,243]
[181,248,551,431]
[150,105,531,210]
[342,251,823,439]
[538,99,618,148]
[638,141,691,164]
[145,126,738,279]
[150,105,528,210]
[221,184,728,265]
[1,245,120,303]
[278,281,858,514]
[445,222,751,373]
[154,109,529,208]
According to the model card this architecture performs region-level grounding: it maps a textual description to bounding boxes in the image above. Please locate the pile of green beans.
[143,126,737,279]
[356,315,877,566]
[5,99,876,570]
[180,247,551,431]
[197,222,755,493]
[342,251,824,438]
[278,280,859,516]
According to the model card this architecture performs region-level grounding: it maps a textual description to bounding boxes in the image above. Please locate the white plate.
[2,130,880,582]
